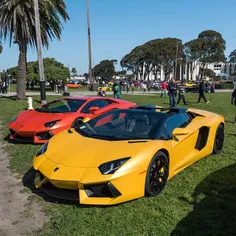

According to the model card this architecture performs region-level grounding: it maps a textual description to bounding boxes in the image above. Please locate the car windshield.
[36,99,86,113]
[75,109,167,141]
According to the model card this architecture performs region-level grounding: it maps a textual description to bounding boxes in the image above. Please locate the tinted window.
[81,100,111,114]
[164,113,190,138]
[76,110,167,140]
[36,99,86,113]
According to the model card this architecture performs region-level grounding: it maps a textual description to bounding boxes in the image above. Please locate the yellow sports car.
[33,105,224,205]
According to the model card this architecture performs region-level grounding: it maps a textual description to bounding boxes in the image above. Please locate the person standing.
[97,88,106,97]
[198,79,209,104]
[131,82,135,93]
[167,78,177,108]
[113,82,121,99]
[177,82,188,105]
[161,80,167,97]
[232,88,236,124]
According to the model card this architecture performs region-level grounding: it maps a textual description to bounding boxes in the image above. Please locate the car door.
[165,113,199,177]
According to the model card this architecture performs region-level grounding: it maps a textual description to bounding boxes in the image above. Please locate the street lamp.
[34,0,46,104]
[86,0,93,87]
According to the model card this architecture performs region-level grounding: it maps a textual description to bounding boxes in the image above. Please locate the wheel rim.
[215,127,224,152]
[149,156,168,195]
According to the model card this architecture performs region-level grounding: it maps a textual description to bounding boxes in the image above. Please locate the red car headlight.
[44,120,61,128]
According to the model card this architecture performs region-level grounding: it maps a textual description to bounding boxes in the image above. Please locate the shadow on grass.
[171,164,236,236]
[0,95,18,101]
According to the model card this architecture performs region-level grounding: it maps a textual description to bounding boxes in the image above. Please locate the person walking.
[161,80,167,97]
[198,79,209,104]
[167,78,177,108]
[131,82,135,93]
[177,82,188,105]
[232,88,236,124]
[113,82,121,99]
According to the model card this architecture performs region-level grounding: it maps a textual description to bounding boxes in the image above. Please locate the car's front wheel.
[145,151,169,197]
[212,124,224,154]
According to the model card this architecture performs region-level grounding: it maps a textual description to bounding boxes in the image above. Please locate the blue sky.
[0,0,236,73]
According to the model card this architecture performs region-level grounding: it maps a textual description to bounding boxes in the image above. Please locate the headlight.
[10,116,18,123]
[98,157,130,175]
[44,120,61,128]
[36,142,49,157]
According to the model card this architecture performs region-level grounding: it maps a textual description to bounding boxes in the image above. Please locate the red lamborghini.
[9,97,136,144]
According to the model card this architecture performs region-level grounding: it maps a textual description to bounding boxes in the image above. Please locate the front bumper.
[34,167,145,205]
[9,129,54,144]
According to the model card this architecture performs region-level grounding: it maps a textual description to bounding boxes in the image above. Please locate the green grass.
[0,93,236,236]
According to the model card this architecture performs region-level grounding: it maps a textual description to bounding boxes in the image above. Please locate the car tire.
[145,151,169,197]
[212,124,224,154]
[71,117,84,129]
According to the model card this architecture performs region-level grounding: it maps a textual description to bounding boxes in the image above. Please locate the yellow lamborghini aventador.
[33,105,224,205]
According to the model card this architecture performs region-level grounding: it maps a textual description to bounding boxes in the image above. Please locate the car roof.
[59,96,115,101]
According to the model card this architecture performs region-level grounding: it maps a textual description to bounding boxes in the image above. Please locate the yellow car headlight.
[98,157,130,175]
[36,142,49,157]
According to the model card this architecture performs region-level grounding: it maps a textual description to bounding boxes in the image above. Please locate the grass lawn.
[0,92,236,236]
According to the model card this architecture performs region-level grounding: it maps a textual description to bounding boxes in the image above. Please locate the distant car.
[33,105,224,205]
[8,97,136,144]
[98,86,112,92]
[66,83,83,88]
[185,83,210,93]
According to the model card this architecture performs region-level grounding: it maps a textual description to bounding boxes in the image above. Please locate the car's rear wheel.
[212,124,224,154]
[71,117,84,129]
[145,151,169,197]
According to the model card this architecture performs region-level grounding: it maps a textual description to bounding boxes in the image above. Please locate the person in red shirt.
[161,80,167,97]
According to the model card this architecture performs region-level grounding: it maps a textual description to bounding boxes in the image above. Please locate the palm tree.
[0,0,69,99]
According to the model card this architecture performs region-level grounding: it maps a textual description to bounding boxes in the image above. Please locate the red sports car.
[9,97,136,144]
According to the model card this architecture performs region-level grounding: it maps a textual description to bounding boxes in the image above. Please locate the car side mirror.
[172,128,189,141]
[89,106,100,114]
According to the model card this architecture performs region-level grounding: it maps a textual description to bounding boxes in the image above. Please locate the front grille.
[85,182,121,198]
[13,135,34,143]
[41,182,79,201]
[9,129,15,135]
[37,131,53,140]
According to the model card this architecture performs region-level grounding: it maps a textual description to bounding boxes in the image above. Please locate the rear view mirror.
[89,106,100,114]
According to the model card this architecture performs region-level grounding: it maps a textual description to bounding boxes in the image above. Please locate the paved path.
[0,89,233,98]
[0,122,46,236]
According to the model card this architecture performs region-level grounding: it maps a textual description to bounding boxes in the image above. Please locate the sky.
[0,0,236,74]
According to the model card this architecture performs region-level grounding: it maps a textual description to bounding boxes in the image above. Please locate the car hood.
[12,110,73,129]
[45,130,151,168]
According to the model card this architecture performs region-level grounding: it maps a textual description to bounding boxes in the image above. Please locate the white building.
[137,62,236,81]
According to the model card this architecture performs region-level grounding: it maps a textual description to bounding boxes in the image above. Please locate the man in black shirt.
[167,78,177,108]
[198,79,209,104]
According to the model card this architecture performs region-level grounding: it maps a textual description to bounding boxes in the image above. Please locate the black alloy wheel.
[213,124,224,154]
[145,151,169,197]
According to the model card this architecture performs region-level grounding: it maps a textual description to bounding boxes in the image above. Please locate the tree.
[71,67,77,76]
[8,58,70,82]
[203,68,215,79]
[0,0,69,99]
[0,42,2,54]
[198,30,226,79]
[229,50,236,63]
[93,60,117,79]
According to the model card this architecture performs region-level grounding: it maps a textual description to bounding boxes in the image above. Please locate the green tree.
[203,68,215,79]
[93,60,117,79]
[8,58,70,82]
[229,50,236,63]
[71,67,77,76]
[0,0,69,99]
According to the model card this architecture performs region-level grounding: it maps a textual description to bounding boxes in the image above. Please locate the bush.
[215,83,234,89]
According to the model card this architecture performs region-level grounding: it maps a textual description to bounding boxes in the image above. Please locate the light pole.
[86,0,93,87]
[34,0,46,104]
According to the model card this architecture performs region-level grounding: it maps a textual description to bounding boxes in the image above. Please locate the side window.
[81,100,110,114]
[165,113,190,137]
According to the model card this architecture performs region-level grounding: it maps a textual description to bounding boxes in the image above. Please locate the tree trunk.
[17,42,27,100]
